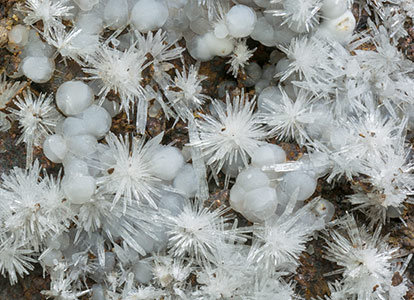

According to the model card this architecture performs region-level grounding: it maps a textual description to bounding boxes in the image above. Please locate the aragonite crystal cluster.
[0,0,413,299]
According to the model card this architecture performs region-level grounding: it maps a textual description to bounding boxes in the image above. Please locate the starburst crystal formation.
[8,89,61,167]
[0,0,413,298]
[191,90,267,181]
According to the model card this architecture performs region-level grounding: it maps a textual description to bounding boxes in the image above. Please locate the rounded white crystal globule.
[236,167,270,192]
[318,10,356,44]
[251,143,286,169]
[62,174,96,204]
[43,134,68,163]
[103,0,129,30]
[76,12,104,34]
[205,32,235,57]
[62,117,88,137]
[313,198,335,222]
[22,30,54,58]
[187,35,213,61]
[251,16,275,47]
[229,183,246,213]
[78,105,112,139]
[66,134,98,157]
[74,0,99,11]
[63,156,90,176]
[225,5,257,38]
[131,0,169,33]
[214,22,229,39]
[321,0,348,19]
[173,164,198,198]
[254,80,270,94]
[21,56,55,83]
[242,187,278,222]
[158,191,185,216]
[56,80,94,116]
[149,146,185,181]
[8,25,30,47]
[280,171,317,201]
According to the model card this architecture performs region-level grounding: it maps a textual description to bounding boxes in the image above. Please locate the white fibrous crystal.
[21,0,74,33]
[190,90,267,182]
[8,89,62,167]
[161,198,245,262]
[323,215,399,298]
[43,27,90,64]
[248,198,325,273]
[97,133,165,210]
[1,0,413,298]
[0,75,26,109]
[21,56,55,83]
[268,0,321,33]
[131,0,169,33]
[82,43,147,116]
[227,39,256,77]
[166,64,208,121]
[0,112,11,132]
[0,238,36,285]
[259,88,316,145]
[56,80,94,116]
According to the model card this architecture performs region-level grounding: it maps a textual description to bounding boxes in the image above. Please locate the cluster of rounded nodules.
[41,79,334,222]
[6,0,355,83]
[43,80,198,204]
[230,143,335,223]
[189,0,355,61]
